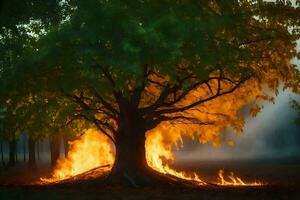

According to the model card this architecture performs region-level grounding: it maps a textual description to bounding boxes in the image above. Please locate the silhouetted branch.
[157,115,215,125]
[96,64,116,87]
[92,88,119,116]
[156,77,247,115]
[93,118,116,144]
[132,65,148,107]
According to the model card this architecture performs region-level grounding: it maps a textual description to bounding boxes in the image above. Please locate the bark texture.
[107,101,155,186]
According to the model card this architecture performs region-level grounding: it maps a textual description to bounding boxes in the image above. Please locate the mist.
[175,90,300,161]
[176,43,300,162]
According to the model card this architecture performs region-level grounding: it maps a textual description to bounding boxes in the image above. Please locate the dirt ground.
[0,159,300,200]
[0,184,299,200]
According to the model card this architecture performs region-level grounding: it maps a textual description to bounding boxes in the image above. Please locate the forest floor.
[0,159,300,200]
[0,183,299,200]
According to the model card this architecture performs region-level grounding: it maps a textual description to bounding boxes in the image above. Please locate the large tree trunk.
[8,140,16,167]
[107,104,155,186]
[50,136,60,168]
[28,138,37,169]
[109,128,149,186]
[103,101,195,187]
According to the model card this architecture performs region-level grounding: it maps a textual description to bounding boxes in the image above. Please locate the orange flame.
[41,129,114,183]
[40,73,268,186]
[145,126,265,186]
[146,126,206,185]
[41,127,265,187]
[216,169,263,186]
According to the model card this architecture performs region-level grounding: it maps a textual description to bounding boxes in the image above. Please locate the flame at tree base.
[145,127,264,187]
[40,128,265,187]
[145,128,207,185]
[40,129,114,183]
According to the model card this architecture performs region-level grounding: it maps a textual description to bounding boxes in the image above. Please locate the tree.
[0,2,70,168]
[291,100,300,125]
[0,21,40,167]
[28,136,37,169]
[16,94,76,167]
[0,103,20,167]
[2,0,300,186]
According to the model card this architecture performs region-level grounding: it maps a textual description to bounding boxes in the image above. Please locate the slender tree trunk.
[63,132,71,158]
[15,142,18,163]
[50,136,60,168]
[23,136,26,162]
[0,140,5,166]
[8,140,16,167]
[28,138,37,169]
[37,142,40,161]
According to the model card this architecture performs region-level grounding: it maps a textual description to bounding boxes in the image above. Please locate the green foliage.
[1,0,300,141]
[0,0,70,31]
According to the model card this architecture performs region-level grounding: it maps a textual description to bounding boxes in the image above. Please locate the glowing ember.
[41,129,114,183]
[216,169,263,186]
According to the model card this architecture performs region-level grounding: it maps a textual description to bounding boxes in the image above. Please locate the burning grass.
[215,169,263,186]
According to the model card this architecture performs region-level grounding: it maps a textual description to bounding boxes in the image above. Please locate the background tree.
[0,1,70,168]
[291,100,300,125]
[1,0,300,186]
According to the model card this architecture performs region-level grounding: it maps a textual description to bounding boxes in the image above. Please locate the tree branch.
[96,64,116,87]
[157,115,215,125]
[131,65,148,107]
[156,77,247,115]
[142,74,194,113]
[92,88,119,116]
[92,118,116,144]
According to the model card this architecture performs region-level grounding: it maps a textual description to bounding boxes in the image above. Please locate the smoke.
[175,42,300,162]
[175,90,300,161]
